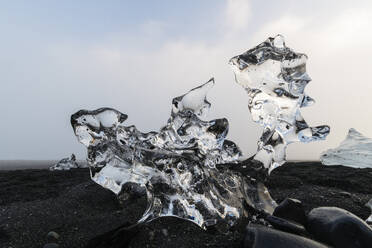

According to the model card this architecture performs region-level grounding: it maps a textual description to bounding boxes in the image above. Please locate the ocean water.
[0,160,87,170]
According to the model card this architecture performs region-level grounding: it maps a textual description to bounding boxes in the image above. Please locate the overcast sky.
[1,0,372,160]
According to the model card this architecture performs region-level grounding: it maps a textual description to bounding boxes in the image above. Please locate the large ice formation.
[50,154,81,170]
[320,128,372,168]
[71,36,331,230]
[71,79,278,230]
[230,35,330,174]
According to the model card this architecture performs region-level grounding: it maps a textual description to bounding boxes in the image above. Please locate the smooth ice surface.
[320,128,372,168]
[49,154,81,171]
[230,35,330,174]
[71,79,277,230]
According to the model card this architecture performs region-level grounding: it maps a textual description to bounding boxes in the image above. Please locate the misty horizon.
[1,0,372,161]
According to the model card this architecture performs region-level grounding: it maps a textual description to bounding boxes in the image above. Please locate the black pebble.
[307,207,372,248]
[43,243,59,248]
[243,224,329,248]
[273,198,307,226]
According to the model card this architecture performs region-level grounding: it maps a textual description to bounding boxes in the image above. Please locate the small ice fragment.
[49,154,80,171]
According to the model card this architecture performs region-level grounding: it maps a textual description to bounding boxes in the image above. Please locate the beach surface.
[1,162,371,248]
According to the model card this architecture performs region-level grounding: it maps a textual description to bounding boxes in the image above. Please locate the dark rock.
[307,207,372,248]
[339,191,352,197]
[47,231,60,240]
[161,228,168,236]
[273,198,307,225]
[243,224,329,248]
[43,243,59,248]
[266,215,308,236]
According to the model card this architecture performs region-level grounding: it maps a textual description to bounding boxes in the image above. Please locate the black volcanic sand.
[1,162,372,248]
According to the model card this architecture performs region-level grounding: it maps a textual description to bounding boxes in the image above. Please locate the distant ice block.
[230,35,330,174]
[50,154,80,170]
[71,79,278,230]
[320,128,372,168]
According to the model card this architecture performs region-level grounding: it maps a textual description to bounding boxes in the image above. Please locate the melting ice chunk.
[71,79,278,230]
[230,35,330,174]
[49,154,82,171]
[321,128,372,168]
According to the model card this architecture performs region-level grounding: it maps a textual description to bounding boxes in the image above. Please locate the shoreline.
[0,160,87,170]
